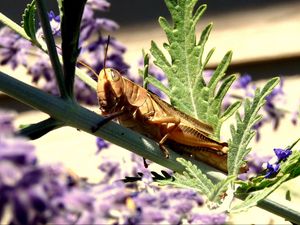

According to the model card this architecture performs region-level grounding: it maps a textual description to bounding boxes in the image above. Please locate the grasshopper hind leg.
[159,144,170,158]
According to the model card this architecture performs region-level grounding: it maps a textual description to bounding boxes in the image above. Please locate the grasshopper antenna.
[77,60,99,78]
[50,40,99,79]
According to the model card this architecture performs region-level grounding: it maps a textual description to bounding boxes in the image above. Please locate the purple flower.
[239,153,271,180]
[0,110,15,136]
[96,18,119,31]
[274,148,292,162]
[265,162,280,178]
[0,27,31,69]
[0,111,227,224]
[48,10,60,22]
[95,137,109,153]
[86,0,110,11]
[234,74,252,89]
[189,212,227,225]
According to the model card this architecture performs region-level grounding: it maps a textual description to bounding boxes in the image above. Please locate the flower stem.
[35,0,69,100]
[17,117,65,139]
[257,198,300,224]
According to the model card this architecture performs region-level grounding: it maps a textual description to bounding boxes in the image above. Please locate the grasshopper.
[96,67,230,172]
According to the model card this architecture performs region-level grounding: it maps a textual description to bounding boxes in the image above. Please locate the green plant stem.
[18,117,65,139]
[35,0,68,99]
[257,198,300,224]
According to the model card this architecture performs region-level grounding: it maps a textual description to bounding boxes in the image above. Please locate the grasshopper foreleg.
[146,116,181,158]
[91,110,126,133]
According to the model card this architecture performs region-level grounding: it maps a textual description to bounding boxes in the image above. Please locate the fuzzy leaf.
[156,158,214,197]
[21,0,38,45]
[221,101,242,122]
[150,1,237,140]
[228,77,280,176]
[209,175,236,203]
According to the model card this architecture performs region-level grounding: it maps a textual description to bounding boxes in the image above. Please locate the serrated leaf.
[150,41,172,72]
[228,77,280,176]
[21,0,38,45]
[156,158,215,197]
[176,158,214,196]
[207,51,232,90]
[202,47,215,69]
[150,1,238,141]
[146,75,171,97]
[209,175,236,203]
[221,101,241,122]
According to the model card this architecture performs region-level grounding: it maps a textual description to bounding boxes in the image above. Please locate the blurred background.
[1,1,300,224]
[1,0,300,78]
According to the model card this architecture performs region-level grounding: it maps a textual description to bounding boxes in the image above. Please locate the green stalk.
[18,117,65,139]
[35,0,68,99]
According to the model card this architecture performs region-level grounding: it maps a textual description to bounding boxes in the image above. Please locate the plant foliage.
[149,0,241,139]
[21,0,39,46]
[156,158,236,203]
[228,77,280,176]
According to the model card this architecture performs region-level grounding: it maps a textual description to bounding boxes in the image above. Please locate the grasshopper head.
[97,68,124,114]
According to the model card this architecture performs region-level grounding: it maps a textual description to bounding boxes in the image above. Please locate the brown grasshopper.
[96,67,229,172]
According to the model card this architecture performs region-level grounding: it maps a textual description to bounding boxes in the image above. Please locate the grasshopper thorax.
[97,68,124,114]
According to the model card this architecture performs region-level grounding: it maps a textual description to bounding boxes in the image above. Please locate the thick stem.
[257,198,300,224]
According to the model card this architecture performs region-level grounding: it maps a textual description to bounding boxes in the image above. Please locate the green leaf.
[207,51,232,90]
[150,1,237,140]
[221,101,242,122]
[231,174,289,213]
[156,158,214,197]
[228,77,280,176]
[138,68,171,97]
[21,0,39,45]
[60,0,87,98]
[209,175,236,203]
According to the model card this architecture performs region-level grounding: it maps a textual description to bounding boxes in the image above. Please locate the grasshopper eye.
[110,70,120,81]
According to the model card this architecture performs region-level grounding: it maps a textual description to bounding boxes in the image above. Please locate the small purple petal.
[174,201,193,214]
[29,192,47,212]
[190,212,227,225]
[87,0,110,11]
[12,194,29,225]
[265,163,280,178]
[96,18,119,32]
[274,148,292,162]
[96,137,109,153]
